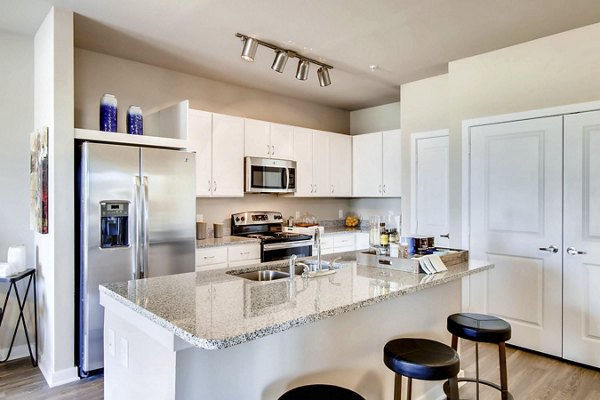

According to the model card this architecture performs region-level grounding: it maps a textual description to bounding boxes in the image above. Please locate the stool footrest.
[443,378,514,400]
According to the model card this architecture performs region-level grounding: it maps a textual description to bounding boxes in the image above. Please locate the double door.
[469,110,600,366]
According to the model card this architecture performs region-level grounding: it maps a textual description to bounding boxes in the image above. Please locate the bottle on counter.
[389,228,399,244]
[380,223,389,255]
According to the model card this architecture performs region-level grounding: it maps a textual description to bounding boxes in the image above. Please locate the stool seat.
[447,313,511,343]
[278,384,365,400]
[384,338,460,381]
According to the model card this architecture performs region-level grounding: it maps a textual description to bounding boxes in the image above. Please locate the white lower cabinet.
[316,232,360,255]
[355,232,369,250]
[196,243,260,271]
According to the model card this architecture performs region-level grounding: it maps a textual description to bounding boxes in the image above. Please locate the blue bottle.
[126,106,143,135]
[99,94,118,132]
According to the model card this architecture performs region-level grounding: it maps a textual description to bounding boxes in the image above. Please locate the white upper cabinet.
[212,114,244,197]
[382,129,402,197]
[244,119,270,158]
[353,132,383,196]
[269,123,293,160]
[187,109,213,196]
[188,111,244,197]
[293,127,314,196]
[352,130,401,197]
[244,120,293,160]
[312,130,331,196]
[329,133,352,197]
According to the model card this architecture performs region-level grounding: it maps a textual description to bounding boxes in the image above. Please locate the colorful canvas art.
[30,127,48,234]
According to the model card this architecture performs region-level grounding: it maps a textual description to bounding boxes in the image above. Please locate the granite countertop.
[100,252,493,351]
[196,236,260,248]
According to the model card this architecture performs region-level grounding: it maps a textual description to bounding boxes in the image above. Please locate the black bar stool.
[383,338,460,400]
[278,384,365,400]
[445,313,513,400]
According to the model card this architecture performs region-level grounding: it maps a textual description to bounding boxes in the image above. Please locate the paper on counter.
[418,254,447,275]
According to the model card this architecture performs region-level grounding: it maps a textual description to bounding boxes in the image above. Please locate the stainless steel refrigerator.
[77,142,196,376]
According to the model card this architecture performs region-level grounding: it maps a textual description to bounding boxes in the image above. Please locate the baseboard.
[38,359,79,387]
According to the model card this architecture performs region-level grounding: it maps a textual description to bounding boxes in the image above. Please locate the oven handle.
[263,240,314,251]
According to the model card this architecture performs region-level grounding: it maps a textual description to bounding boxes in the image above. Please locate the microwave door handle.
[284,167,289,189]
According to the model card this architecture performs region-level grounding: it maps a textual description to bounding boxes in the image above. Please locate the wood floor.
[0,342,599,399]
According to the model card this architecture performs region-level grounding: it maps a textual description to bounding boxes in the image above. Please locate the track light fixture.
[236,33,333,87]
[317,66,331,87]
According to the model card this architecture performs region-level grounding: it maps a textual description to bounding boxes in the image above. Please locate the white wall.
[75,49,350,134]
[34,8,78,386]
[350,102,400,135]
[399,74,448,235]
[447,21,600,247]
[0,30,35,359]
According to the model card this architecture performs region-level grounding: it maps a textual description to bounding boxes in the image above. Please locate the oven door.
[262,240,313,262]
[245,157,296,193]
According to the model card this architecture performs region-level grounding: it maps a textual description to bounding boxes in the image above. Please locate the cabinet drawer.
[228,244,261,262]
[319,235,334,249]
[333,234,355,248]
[196,247,228,266]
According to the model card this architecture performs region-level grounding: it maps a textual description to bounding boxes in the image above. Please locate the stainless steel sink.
[235,270,290,281]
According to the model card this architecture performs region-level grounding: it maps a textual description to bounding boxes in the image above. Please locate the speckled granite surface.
[100,252,492,351]
[196,236,260,248]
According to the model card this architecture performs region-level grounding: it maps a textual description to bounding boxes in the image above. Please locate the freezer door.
[140,147,196,277]
[80,142,140,374]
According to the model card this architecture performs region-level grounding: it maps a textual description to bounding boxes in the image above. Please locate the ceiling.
[3,0,600,111]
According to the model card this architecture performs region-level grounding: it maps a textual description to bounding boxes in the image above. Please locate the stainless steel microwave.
[245,157,296,193]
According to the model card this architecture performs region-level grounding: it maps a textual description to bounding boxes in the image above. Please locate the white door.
[353,132,382,197]
[563,110,600,367]
[244,118,270,158]
[382,129,402,197]
[270,123,293,160]
[411,131,449,247]
[469,116,563,356]
[329,133,352,197]
[212,114,244,197]
[187,109,212,196]
[312,130,330,196]
[293,127,314,196]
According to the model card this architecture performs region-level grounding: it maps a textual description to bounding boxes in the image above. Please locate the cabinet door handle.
[383,184,386,193]
[240,251,250,255]
[566,247,587,255]
[378,184,382,193]
[208,180,212,192]
[440,233,450,239]
[267,144,271,156]
[331,184,334,193]
[539,245,558,253]
[213,180,217,192]
[272,145,275,155]
[203,255,215,259]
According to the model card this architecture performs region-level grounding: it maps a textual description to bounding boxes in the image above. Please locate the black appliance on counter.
[231,211,313,262]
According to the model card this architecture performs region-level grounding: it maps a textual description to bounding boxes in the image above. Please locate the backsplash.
[197,195,401,237]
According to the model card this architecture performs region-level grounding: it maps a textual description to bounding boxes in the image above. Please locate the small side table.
[0,268,38,366]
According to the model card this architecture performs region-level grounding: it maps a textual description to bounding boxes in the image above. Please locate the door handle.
[566,247,587,256]
[208,180,211,192]
[141,176,149,279]
[267,144,270,156]
[539,245,559,253]
[440,233,450,239]
[378,184,382,193]
[213,180,217,192]
[272,145,275,155]
[383,184,386,194]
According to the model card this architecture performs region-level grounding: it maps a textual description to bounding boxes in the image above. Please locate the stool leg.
[451,334,458,350]
[448,377,459,400]
[499,342,509,400]
[475,342,480,400]
[394,374,403,400]
[406,377,412,400]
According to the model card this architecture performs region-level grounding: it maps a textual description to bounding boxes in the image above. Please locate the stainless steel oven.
[245,157,296,193]
[231,211,312,262]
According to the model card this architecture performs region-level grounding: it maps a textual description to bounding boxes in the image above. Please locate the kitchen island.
[99,252,492,400]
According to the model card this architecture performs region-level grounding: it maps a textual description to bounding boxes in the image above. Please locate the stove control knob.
[235,217,240,222]
[241,216,245,222]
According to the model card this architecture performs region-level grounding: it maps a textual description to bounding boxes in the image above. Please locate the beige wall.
[0,30,34,357]
[75,49,350,134]
[350,102,400,135]
[399,74,448,234]
[447,21,600,246]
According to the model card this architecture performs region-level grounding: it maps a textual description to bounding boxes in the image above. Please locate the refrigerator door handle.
[141,176,149,279]
[134,176,142,280]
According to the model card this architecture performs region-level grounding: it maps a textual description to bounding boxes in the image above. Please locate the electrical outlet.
[107,329,115,357]
[120,337,129,368]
